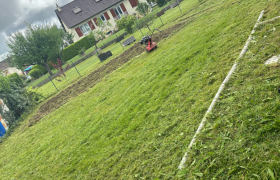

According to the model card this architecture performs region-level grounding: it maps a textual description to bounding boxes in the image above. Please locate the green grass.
[184,18,280,179]
[34,0,198,98]
[27,30,126,88]
[1,0,280,179]
[27,0,195,90]
[96,29,126,48]
[27,0,194,90]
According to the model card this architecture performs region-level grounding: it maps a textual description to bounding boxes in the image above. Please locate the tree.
[136,13,155,31]
[49,58,70,81]
[6,22,64,76]
[94,18,112,41]
[136,2,150,16]
[116,15,137,34]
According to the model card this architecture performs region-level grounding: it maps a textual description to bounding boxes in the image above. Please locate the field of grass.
[27,0,196,90]
[185,18,280,179]
[34,0,198,98]
[0,0,280,179]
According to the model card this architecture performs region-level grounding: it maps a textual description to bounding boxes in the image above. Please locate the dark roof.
[55,0,123,28]
[0,61,9,71]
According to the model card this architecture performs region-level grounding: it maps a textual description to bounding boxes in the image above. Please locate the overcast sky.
[0,0,72,61]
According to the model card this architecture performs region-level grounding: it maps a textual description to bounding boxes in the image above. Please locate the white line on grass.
[257,15,280,26]
[178,10,264,170]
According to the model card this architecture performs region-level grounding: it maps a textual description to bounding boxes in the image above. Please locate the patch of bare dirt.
[25,20,190,128]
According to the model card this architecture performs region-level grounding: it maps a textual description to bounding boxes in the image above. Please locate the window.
[99,14,106,22]
[79,23,91,35]
[72,7,82,14]
[114,5,124,19]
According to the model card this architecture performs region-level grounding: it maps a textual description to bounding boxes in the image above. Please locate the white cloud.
[0,0,72,59]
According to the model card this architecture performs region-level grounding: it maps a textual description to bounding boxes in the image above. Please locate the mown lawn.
[185,17,280,179]
[33,0,200,98]
[0,0,279,179]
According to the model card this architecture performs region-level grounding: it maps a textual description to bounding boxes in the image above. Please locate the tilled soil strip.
[26,21,187,128]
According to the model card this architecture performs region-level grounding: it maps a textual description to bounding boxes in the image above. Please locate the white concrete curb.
[178,10,264,170]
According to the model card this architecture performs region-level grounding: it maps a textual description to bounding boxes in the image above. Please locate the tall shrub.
[29,69,41,79]
[116,15,137,34]
[0,75,32,125]
[7,73,23,87]
[136,13,156,30]
[32,64,47,74]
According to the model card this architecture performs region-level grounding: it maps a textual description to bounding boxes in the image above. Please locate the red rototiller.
[139,28,161,52]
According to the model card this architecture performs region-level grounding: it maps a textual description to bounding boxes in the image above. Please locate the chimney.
[56,3,62,12]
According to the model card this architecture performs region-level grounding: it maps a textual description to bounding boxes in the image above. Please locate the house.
[0,99,9,137]
[55,0,148,42]
[0,59,23,76]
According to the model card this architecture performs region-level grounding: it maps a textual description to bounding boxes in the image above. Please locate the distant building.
[55,0,147,42]
[0,99,9,137]
[0,60,23,76]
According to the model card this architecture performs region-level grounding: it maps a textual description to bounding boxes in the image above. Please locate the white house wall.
[66,0,148,42]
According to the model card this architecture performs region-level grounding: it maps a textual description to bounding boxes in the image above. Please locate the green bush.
[62,34,96,61]
[32,64,47,74]
[29,69,41,79]
[26,79,31,84]
[0,76,11,93]
[116,15,137,34]
[136,13,156,30]
[7,73,23,87]
[0,75,33,125]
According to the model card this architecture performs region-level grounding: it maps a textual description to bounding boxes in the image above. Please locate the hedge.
[32,64,47,74]
[7,73,23,87]
[62,35,96,62]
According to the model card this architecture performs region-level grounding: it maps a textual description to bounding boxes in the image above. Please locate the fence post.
[48,75,58,91]
[116,34,124,50]
[156,10,164,25]
[71,61,81,77]
[177,0,182,14]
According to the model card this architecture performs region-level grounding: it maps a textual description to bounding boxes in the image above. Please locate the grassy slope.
[0,0,279,179]
[185,16,280,179]
[28,1,190,97]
